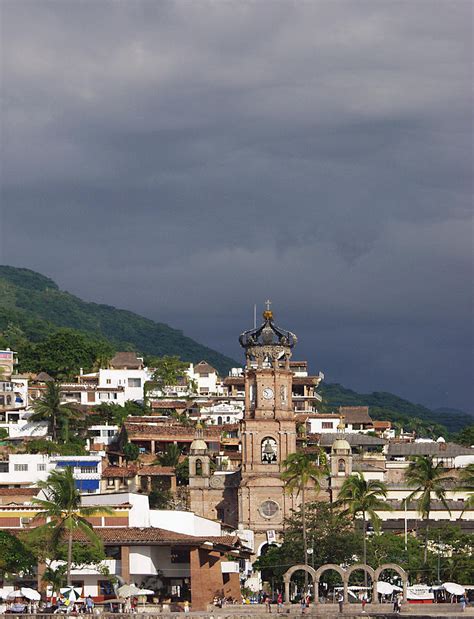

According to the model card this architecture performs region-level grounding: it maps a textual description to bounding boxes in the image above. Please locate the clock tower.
[238,302,300,553]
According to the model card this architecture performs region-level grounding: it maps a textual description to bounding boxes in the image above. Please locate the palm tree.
[30,382,81,442]
[156,443,182,467]
[281,451,326,593]
[404,455,455,563]
[32,467,111,585]
[458,463,474,518]
[335,472,388,580]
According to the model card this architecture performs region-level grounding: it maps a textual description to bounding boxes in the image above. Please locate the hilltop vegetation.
[0,265,238,375]
[320,382,472,435]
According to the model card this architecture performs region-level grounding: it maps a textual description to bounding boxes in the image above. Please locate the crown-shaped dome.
[239,301,297,365]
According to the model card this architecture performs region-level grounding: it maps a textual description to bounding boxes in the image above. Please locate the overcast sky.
[1,1,472,411]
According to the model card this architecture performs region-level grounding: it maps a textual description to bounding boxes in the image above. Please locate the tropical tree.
[32,467,112,584]
[281,451,326,592]
[123,442,140,462]
[404,455,455,563]
[0,530,36,576]
[30,381,81,442]
[459,463,474,514]
[156,443,182,468]
[335,472,389,580]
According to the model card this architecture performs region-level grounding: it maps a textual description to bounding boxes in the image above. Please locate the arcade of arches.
[283,563,407,604]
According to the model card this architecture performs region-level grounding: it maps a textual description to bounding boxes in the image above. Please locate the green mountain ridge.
[0,266,471,436]
[319,383,472,434]
[0,265,238,375]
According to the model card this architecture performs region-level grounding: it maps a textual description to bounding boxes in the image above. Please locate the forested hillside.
[0,266,238,375]
[320,383,472,434]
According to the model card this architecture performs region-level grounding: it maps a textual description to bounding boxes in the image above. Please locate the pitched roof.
[78,526,242,549]
[373,421,392,429]
[102,466,137,479]
[124,422,222,439]
[0,488,39,496]
[35,372,54,382]
[109,352,143,369]
[137,465,175,476]
[339,406,373,424]
[151,401,188,409]
[387,442,474,458]
[317,433,386,447]
[194,361,217,375]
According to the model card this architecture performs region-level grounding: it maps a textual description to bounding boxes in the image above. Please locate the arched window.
[338,458,346,473]
[195,459,203,476]
[217,416,223,425]
[261,437,278,464]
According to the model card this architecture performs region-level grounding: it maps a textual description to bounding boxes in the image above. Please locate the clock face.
[262,387,274,400]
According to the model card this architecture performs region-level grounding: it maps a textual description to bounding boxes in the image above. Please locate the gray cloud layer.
[1,1,472,410]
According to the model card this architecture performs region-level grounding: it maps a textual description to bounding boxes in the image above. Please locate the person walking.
[277,592,283,613]
[337,592,344,613]
[85,595,94,614]
[460,594,466,612]
[183,600,190,614]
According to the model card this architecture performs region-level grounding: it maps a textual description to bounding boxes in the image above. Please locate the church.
[189,303,326,563]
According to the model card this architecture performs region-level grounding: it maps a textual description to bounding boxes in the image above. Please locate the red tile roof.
[194,361,218,375]
[102,466,137,479]
[137,465,175,476]
[0,488,38,496]
[76,526,241,548]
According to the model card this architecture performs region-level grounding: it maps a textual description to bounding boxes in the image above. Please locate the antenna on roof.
[253,304,257,329]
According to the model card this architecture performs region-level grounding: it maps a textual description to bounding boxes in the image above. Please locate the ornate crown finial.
[239,302,297,365]
[263,299,273,321]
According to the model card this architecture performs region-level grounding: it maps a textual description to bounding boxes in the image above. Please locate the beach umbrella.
[377,581,395,595]
[136,589,154,596]
[117,584,141,598]
[443,582,465,596]
[0,589,10,599]
[20,588,41,601]
[7,590,24,599]
[60,586,83,602]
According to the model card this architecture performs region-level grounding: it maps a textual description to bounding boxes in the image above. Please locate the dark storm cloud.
[1,1,472,409]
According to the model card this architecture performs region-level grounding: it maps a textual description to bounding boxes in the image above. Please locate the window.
[113,393,118,400]
[105,546,121,560]
[0,462,8,473]
[128,378,141,388]
[98,580,114,596]
[195,459,203,476]
[14,464,28,472]
[106,379,111,385]
[37,463,46,471]
[107,479,115,487]
[80,466,97,474]
[171,547,190,564]
[260,500,279,518]
[261,437,277,464]
[322,422,333,429]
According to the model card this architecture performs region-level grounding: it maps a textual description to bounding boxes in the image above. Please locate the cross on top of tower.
[265,299,272,311]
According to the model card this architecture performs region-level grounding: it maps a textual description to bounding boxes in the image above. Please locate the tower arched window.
[338,458,346,473]
[261,437,277,464]
[195,459,203,476]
